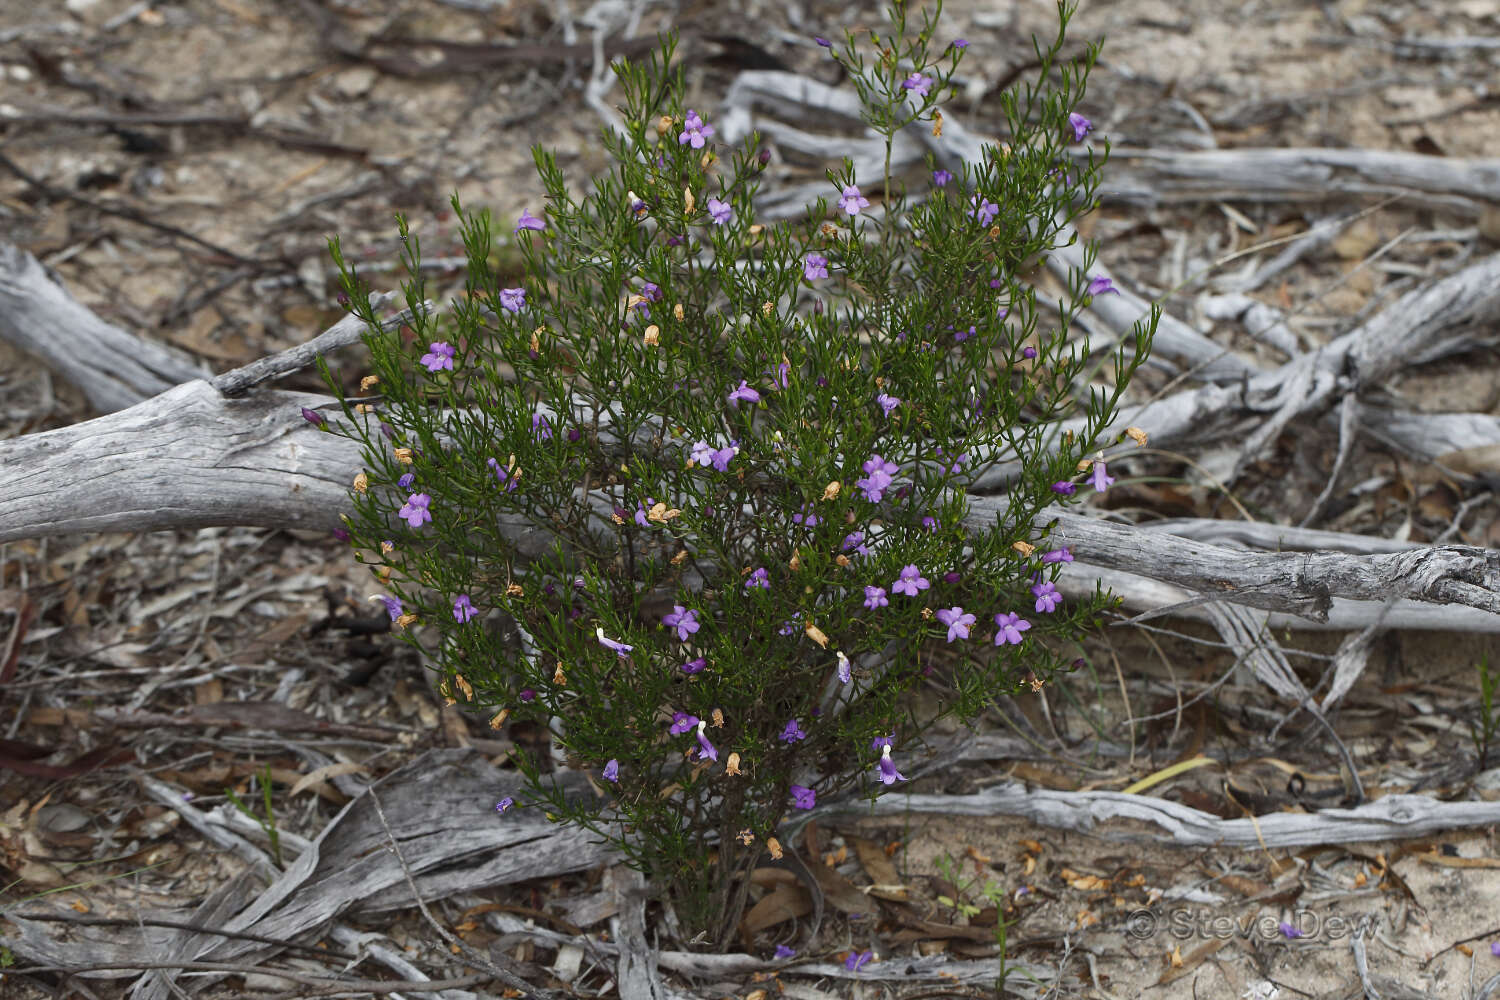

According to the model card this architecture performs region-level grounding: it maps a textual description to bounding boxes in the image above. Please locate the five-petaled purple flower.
[1068,112,1094,142]
[681,657,706,675]
[1032,581,1061,614]
[728,380,761,408]
[1090,460,1115,492]
[1051,481,1077,496]
[602,759,619,782]
[804,253,829,281]
[781,718,807,743]
[670,712,698,735]
[837,184,870,216]
[845,950,873,971]
[596,627,634,657]
[876,392,900,416]
[515,209,544,234]
[863,586,889,610]
[399,493,432,528]
[679,110,715,149]
[856,453,899,503]
[775,944,796,959]
[662,605,701,642]
[994,612,1030,646]
[901,72,932,97]
[496,796,515,813]
[933,169,953,187]
[453,594,476,623]
[1042,547,1073,564]
[707,197,732,225]
[420,341,455,373]
[745,567,770,590]
[710,443,738,471]
[971,194,999,227]
[876,744,905,785]
[499,287,526,313]
[892,564,930,597]
[690,440,715,466]
[398,472,415,489]
[790,784,816,809]
[936,607,977,642]
[1086,275,1118,297]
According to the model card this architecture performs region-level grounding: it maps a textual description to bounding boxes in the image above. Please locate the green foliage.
[1471,653,1499,772]
[225,765,282,869]
[318,0,1153,947]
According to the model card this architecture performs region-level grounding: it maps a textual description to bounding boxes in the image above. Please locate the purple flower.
[728,380,761,408]
[1032,581,1061,614]
[519,688,536,702]
[499,287,526,313]
[921,515,938,533]
[792,504,820,528]
[845,949,873,971]
[679,109,715,149]
[932,169,953,187]
[634,501,651,528]
[779,612,803,636]
[994,612,1030,646]
[1051,481,1077,496]
[836,650,852,683]
[876,744,905,785]
[971,194,999,227]
[515,209,544,233]
[1086,275,1118,297]
[876,392,900,416]
[1042,547,1073,564]
[707,197,732,225]
[596,627,634,657]
[662,605,701,642]
[781,718,807,743]
[842,531,869,557]
[487,458,519,492]
[670,712,699,735]
[710,444,738,472]
[602,759,619,782]
[695,720,719,762]
[532,412,553,441]
[373,594,403,621]
[1022,346,1037,359]
[1492,941,1500,957]
[690,440,715,466]
[871,734,894,752]
[814,36,831,48]
[1090,459,1115,492]
[837,184,870,216]
[496,796,515,813]
[300,406,325,427]
[901,72,932,97]
[804,253,829,281]
[453,594,476,623]
[399,493,432,528]
[1278,921,1303,940]
[863,585,889,610]
[936,606,976,642]
[1067,112,1094,142]
[892,564,930,597]
[420,341,456,372]
[745,567,770,591]
[775,944,796,959]
[398,472,415,489]
[952,39,969,50]
[790,785,816,809]
[681,657,707,675]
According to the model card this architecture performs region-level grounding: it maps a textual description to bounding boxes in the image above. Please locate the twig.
[11,961,485,994]
[7,912,356,961]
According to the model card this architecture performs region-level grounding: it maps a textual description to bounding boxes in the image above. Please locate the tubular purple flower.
[935,607,976,642]
[690,440,715,466]
[837,184,870,216]
[728,380,761,407]
[670,712,699,735]
[596,627,634,657]
[661,605,701,642]
[901,72,933,96]
[1068,112,1094,141]
[1051,481,1077,496]
[694,720,719,762]
[876,392,900,416]
[1042,547,1073,564]
[397,472,415,489]
[790,785,816,809]
[453,594,477,623]
[863,586,889,610]
[710,444,738,471]
[952,38,969,49]
[371,594,403,621]
[301,406,325,427]
[781,719,807,743]
[803,253,829,281]
[775,944,796,959]
[678,110,715,149]
[399,493,432,528]
[681,657,707,674]
[420,341,455,373]
[994,612,1030,645]
[603,759,619,782]
[707,197,732,225]
[970,195,999,227]
[877,744,906,785]
[515,209,545,233]
[499,287,526,313]
[496,796,515,813]
[745,568,770,590]
[532,412,553,441]
[845,950,873,971]
[1086,275,1118,297]
[1090,460,1115,492]
[1032,581,1061,614]
[836,650,852,683]
[814,36,831,48]
[892,565,930,597]
[932,169,953,187]
[792,504,820,527]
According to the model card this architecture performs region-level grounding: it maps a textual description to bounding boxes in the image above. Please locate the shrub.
[317,0,1153,949]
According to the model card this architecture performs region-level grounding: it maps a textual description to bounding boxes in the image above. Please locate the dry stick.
[6,912,357,962]
[11,961,486,994]
[364,787,568,1000]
